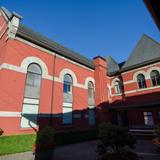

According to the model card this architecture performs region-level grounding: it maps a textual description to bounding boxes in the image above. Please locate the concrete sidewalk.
[0,139,160,160]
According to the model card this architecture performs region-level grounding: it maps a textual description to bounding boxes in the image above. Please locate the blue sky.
[1,0,160,63]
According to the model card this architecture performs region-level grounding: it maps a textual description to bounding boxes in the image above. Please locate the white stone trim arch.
[133,70,147,82]
[84,77,95,90]
[59,68,77,86]
[111,78,120,88]
[21,56,52,79]
[147,67,160,77]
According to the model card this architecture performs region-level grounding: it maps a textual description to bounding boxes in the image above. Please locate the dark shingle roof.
[122,34,160,71]
[106,56,120,75]
[1,7,94,69]
[17,24,95,69]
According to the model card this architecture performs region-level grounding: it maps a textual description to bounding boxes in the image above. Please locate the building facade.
[0,7,160,136]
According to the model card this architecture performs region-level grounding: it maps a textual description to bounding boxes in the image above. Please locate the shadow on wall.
[21,90,160,159]
[21,107,98,160]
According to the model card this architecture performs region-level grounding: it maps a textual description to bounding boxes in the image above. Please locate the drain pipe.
[50,53,57,126]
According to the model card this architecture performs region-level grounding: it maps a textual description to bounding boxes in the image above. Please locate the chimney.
[7,12,22,39]
[93,56,108,106]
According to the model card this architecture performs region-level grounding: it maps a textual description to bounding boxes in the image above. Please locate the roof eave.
[16,29,95,70]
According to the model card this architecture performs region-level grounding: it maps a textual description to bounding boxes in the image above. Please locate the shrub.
[100,151,139,160]
[55,128,98,145]
[97,123,137,160]
[155,125,160,139]
[35,126,55,152]
[0,128,3,136]
[153,125,160,148]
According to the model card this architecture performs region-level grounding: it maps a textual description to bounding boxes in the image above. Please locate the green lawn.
[0,134,36,155]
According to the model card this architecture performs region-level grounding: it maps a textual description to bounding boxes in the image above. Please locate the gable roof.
[122,34,160,71]
[1,7,95,70]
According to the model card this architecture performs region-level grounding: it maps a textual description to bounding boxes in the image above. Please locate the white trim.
[133,70,147,81]
[59,68,77,86]
[0,111,21,117]
[88,105,95,109]
[21,56,49,78]
[111,85,160,96]
[111,78,120,87]
[56,54,94,72]
[23,98,39,104]
[16,37,94,72]
[0,63,26,73]
[112,93,123,97]
[147,66,160,76]
[62,102,72,107]
[121,62,160,75]
[84,77,95,90]
[16,37,56,56]
[0,62,54,80]
[123,80,134,85]
[0,63,90,89]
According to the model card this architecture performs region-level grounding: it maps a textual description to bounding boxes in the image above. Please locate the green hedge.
[55,128,98,145]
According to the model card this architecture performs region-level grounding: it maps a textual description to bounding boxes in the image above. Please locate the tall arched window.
[88,81,95,125]
[21,63,42,128]
[150,70,160,86]
[114,80,122,94]
[63,74,73,95]
[137,74,146,89]
[63,74,73,125]
[24,63,42,98]
[88,81,94,100]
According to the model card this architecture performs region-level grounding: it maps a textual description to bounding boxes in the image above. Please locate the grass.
[0,128,97,155]
[0,134,36,155]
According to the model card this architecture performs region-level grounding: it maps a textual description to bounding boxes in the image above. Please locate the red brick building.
[0,7,160,135]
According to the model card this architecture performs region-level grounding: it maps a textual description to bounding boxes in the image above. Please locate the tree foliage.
[97,123,136,155]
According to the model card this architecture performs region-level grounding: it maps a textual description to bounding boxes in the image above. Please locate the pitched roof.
[1,7,94,69]
[106,56,120,75]
[17,24,95,69]
[122,34,160,71]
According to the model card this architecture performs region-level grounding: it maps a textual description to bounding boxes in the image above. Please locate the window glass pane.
[151,70,160,86]
[64,74,73,83]
[28,64,42,74]
[137,74,146,89]
[114,81,121,93]
[63,74,72,94]
[24,71,41,98]
[143,112,154,125]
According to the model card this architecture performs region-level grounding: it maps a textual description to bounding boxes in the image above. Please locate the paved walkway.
[0,139,160,160]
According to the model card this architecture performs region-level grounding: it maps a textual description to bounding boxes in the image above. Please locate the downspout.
[50,53,57,125]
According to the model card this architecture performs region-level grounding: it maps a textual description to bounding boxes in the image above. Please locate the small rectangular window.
[143,112,154,125]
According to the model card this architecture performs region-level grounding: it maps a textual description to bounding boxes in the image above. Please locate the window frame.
[114,80,122,94]
[137,74,147,89]
[150,70,160,86]
[24,63,42,99]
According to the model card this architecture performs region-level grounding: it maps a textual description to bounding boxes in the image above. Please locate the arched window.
[63,74,73,94]
[114,80,122,94]
[21,63,42,128]
[24,63,42,98]
[150,70,160,86]
[63,74,73,125]
[137,74,146,89]
[88,81,95,125]
[88,81,94,100]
